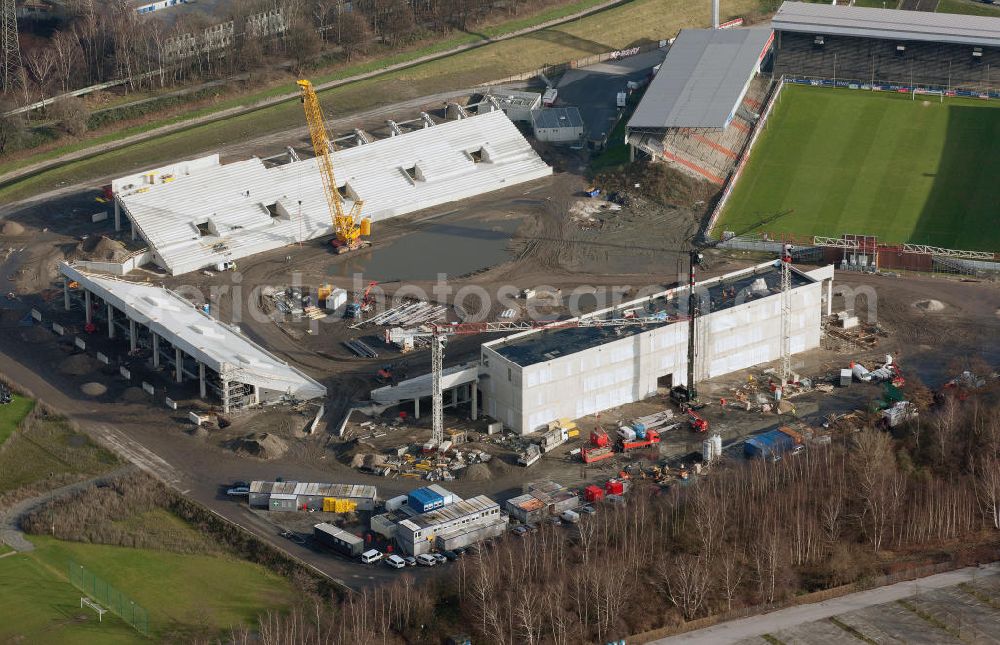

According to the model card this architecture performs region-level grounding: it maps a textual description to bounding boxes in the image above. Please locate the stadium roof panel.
[772,2,1000,47]
[627,28,773,130]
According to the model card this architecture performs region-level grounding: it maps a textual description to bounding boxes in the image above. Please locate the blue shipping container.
[744,430,796,459]
[634,424,647,439]
[408,487,444,513]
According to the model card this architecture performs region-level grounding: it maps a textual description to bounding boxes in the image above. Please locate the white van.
[416,553,437,567]
[360,549,383,564]
[384,554,406,569]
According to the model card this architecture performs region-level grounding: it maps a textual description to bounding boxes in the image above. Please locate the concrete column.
[198,362,206,399]
[84,291,92,324]
[826,279,833,316]
[152,333,160,367]
[252,385,260,405]
[414,397,420,419]
[221,380,230,413]
[63,280,71,310]
[107,304,115,338]
[130,221,136,241]
[128,319,137,352]
[114,198,121,231]
[629,143,635,162]
[471,380,478,421]
[175,348,183,383]
[450,387,457,408]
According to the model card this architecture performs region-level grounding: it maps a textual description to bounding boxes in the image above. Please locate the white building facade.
[480,262,829,434]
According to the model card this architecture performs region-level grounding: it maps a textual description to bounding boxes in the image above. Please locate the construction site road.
[654,563,1000,645]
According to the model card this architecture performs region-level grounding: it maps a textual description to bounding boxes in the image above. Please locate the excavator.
[297,79,371,253]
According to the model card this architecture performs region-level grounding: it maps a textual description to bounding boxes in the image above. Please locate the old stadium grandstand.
[625,27,775,185]
[772,2,1000,95]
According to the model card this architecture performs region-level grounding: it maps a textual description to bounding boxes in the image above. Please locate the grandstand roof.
[772,2,1000,48]
[627,28,773,131]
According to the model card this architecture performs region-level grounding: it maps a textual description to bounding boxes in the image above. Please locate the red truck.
[620,428,660,451]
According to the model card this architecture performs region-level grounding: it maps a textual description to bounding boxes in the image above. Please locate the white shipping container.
[325,288,348,310]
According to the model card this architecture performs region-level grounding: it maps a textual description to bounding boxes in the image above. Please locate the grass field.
[0,414,119,495]
[937,0,1000,17]
[0,0,756,204]
[715,85,1000,251]
[0,537,295,643]
[0,394,34,447]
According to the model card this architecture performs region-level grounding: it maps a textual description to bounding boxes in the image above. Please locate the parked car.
[385,554,407,569]
[226,485,250,496]
[416,554,437,567]
[432,553,448,565]
[232,480,249,489]
[579,505,597,515]
[548,516,563,527]
[511,525,530,537]
[442,550,459,561]
[453,547,467,558]
[403,556,417,567]
[360,549,383,564]
[279,530,305,545]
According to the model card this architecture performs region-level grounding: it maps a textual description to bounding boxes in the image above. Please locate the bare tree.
[337,12,374,60]
[50,95,89,136]
[974,454,1000,530]
[25,47,57,96]
[659,554,711,620]
[50,31,81,93]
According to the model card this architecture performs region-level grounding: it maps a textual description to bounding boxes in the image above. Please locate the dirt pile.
[461,462,492,481]
[60,353,101,376]
[1,221,25,236]
[76,236,129,262]
[80,382,107,396]
[595,162,718,208]
[913,299,946,312]
[227,433,288,460]
[349,453,387,469]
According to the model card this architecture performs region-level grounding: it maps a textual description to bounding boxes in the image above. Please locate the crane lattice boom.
[297,79,368,251]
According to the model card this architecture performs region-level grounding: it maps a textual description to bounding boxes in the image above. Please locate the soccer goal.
[80,597,108,622]
[912,88,944,102]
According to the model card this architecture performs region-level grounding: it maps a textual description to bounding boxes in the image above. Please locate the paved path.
[653,563,1000,644]
[0,465,136,552]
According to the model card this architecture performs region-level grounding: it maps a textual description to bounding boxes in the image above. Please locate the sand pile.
[350,453,387,469]
[913,299,945,312]
[80,382,107,396]
[489,458,512,475]
[60,353,101,376]
[227,433,288,460]
[120,387,147,403]
[461,463,492,481]
[1,221,25,236]
[77,236,129,262]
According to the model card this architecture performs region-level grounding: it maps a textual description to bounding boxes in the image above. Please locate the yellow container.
[317,284,332,301]
[359,218,372,236]
[323,498,358,513]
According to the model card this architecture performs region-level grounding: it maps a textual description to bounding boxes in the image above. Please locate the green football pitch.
[714,84,1000,252]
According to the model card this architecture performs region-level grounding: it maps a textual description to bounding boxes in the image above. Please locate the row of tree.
[8,0,568,102]
[226,390,1000,644]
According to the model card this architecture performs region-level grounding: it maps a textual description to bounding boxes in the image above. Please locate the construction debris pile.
[350,430,495,481]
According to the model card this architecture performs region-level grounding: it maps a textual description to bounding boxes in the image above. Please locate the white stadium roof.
[61,264,327,400]
[114,111,552,276]
[772,2,1000,47]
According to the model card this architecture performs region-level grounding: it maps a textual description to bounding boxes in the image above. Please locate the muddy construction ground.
[1,92,998,590]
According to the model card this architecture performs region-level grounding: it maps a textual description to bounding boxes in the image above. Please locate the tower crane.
[297,79,371,253]
[681,209,794,406]
[388,315,686,446]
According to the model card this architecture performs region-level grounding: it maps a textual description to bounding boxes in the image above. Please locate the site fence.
[633,558,996,643]
[703,74,786,238]
[67,559,150,636]
[783,75,1000,99]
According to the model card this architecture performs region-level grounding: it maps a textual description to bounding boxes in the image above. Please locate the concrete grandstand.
[772,2,1000,94]
[625,28,775,184]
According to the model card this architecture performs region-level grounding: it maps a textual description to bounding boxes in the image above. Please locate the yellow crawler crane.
[297,79,371,253]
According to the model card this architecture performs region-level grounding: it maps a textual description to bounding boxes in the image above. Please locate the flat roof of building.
[314,523,364,544]
[772,2,1000,47]
[398,495,498,532]
[531,107,584,129]
[251,481,376,499]
[62,265,326,399]
[627,28,773,130]
[113,110,551,276]
[486,89,542,107]
[486,261,813,368]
